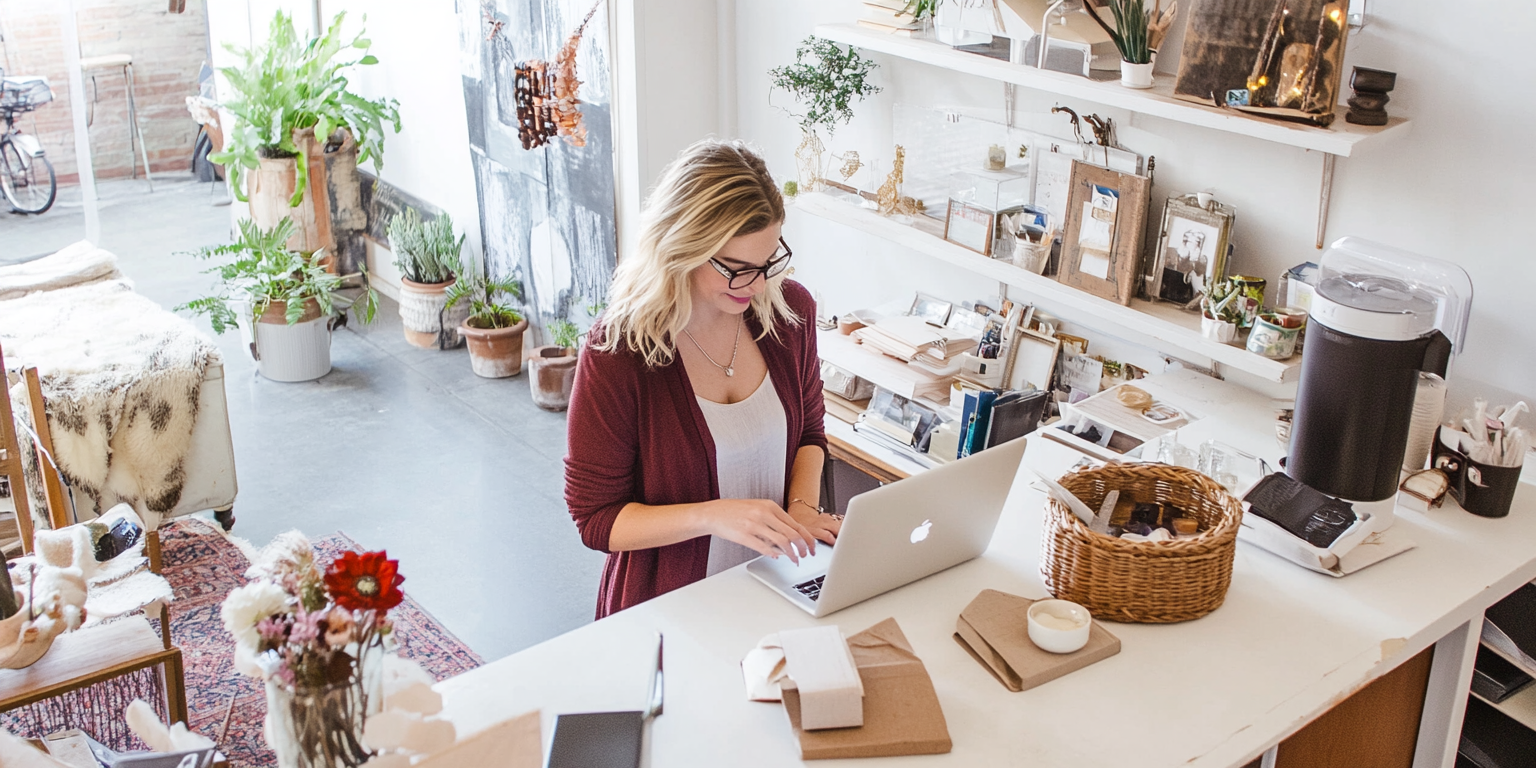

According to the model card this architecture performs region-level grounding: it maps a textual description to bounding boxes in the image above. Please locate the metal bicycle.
[0,71,58,215]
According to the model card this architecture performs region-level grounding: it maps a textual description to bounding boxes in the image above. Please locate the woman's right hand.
[705,499,817,563]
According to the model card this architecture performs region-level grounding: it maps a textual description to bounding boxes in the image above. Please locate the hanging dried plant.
[509,0,602,150]
[551,1,603,147]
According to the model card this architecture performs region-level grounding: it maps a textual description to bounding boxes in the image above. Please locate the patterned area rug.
[163,517,484,767]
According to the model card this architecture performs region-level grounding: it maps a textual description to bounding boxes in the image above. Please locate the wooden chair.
[0,345,38,555]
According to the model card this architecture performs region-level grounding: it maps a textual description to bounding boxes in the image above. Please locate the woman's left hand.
[788,499,840,546]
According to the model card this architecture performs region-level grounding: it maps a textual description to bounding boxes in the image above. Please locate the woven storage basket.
[1040,463,1243,624]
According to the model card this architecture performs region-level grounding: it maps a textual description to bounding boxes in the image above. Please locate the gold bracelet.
[789,498,823,515]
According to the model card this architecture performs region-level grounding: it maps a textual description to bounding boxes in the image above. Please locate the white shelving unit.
[796,191,1301,383]
[813,22,1410,158]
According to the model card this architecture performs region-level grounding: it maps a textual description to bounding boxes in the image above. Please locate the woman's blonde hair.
[595,139,796,368]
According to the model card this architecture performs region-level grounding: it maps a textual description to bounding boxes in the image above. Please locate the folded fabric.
[0,240,121,301]
[953,589,1121,692]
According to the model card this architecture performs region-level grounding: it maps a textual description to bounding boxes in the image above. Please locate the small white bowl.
[1027,599,1092,654]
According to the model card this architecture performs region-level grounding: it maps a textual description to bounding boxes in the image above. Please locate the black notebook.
[1459,695,1536,768]
[1472,645,1534,704]
[1486,584,1536,661]
[547,711,645,768]
[1243,473,1358,549]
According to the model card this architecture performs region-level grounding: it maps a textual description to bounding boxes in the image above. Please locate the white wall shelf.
[813,23,1410,158]
[795,191,1302,384]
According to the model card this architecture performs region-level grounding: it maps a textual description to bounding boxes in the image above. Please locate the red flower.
[324,550,404,613]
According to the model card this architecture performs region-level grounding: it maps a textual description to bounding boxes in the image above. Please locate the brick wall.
[0,0,207,184]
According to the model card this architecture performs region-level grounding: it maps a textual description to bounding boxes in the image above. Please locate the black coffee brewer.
[1288,238,1473,513]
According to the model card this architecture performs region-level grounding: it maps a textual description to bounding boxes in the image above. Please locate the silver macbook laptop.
[747,436,1028,617]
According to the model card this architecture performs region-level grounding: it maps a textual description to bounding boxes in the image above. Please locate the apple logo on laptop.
[910,519,932,544]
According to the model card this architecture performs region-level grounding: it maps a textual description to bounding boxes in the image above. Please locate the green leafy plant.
[900,0,940,20]
[1092,0,1153,64]
[445,265,524,330]
[768,37,881,136]
[177,218,378,334]
[211,11,402,206]
[387,210,463,284]
[549,319,580,351]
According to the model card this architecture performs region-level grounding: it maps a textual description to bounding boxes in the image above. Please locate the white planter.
[1120,61,1154,89]
[252,303,333,382]
[1201,316,1239,344]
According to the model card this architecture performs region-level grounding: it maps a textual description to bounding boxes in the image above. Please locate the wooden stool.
[77,53,153,191]
[0,611,187,749]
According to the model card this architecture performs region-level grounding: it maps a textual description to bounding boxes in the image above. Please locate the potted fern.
[445,264,527,378]
[768,37,881,193]
[211,11,401,255]
[178,218,379,382]
[387,209,467,349]
[528,319,581,411]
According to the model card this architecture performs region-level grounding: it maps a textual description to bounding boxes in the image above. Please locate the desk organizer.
[1041,464,1243,623]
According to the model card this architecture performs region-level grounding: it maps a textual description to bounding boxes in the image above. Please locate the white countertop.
[437,373,1536,767]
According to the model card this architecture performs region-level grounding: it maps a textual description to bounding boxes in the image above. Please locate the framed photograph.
[943,199,995,256]
[1057,160,1151,306]
[909,293,953,326]
[1147,194,1236,308]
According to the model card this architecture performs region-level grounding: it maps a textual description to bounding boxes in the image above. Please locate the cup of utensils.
[1027,599,1092,654]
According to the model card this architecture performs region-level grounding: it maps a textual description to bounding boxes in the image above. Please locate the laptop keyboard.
[793,575,826,602]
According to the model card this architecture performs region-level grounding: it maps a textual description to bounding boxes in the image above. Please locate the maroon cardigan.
[564,280,827,619]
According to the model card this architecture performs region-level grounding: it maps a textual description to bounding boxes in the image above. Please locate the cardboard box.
[781,618,951,759]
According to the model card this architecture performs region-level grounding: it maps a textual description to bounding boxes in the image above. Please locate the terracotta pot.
[245,128,335,262]
[398,277,455,349]
[459,317,529,378]
[528,345,578,411]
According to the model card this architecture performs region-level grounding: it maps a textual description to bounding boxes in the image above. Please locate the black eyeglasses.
[709,238,793,289]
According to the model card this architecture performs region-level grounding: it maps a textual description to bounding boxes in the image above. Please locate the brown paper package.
[954,589,1121,692]
[781,617,952,759]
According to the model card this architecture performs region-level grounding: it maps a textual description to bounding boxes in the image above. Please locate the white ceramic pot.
[1120,60,1154,89]
[1201,316,1239,344]
[252,300,333,382]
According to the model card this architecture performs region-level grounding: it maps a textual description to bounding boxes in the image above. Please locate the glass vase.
[264,649,385,768]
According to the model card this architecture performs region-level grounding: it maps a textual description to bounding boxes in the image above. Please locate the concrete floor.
[1,177,605,661]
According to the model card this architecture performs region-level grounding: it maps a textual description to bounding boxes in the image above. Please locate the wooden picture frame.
[1147,194,1236,308]
[943,199,995,256]
[1057,161,1151,306]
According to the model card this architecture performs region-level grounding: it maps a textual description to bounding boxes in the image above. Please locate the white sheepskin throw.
[1,280,219,531]
[0,240,122,301]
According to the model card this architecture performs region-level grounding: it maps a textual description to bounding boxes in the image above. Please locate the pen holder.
[1433,427,1523,518]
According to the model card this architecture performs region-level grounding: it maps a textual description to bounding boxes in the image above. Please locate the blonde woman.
[565,140,837,618]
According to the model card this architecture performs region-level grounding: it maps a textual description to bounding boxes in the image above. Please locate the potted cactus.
[388,209,466,349]
[445,264,527,378]
[1200,279,1243,344]
[529,319,581,411]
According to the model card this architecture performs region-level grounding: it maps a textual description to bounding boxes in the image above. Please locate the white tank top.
[696,372,788,576]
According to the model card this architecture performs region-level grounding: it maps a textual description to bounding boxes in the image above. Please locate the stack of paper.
[858,0,923,36]
[854,316,977,364]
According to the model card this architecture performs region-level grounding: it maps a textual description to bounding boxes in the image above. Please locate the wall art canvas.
[1173,0,1349,126]
[457,0,617,335]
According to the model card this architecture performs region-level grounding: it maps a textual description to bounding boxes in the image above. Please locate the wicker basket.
[1040,463,1243,624]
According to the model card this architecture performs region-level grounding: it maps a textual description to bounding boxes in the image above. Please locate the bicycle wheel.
[1,139,57,214]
